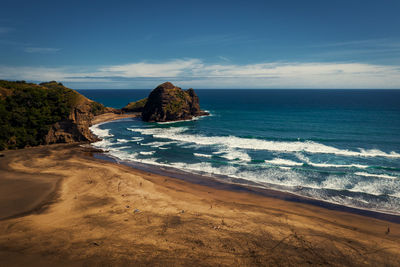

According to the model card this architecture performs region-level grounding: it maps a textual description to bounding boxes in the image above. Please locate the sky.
[0,0,400,89]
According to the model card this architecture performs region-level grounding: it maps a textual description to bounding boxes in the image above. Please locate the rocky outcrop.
[37,81,99,144]
[141,82,208,122]
[45,102,98,144]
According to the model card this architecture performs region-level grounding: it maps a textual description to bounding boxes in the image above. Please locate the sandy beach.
[91,112,140,125]
[0,142,399,266]
[0,114,398,266]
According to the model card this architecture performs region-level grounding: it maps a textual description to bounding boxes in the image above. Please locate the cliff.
[141,82,208,122]
[0,80,108,149]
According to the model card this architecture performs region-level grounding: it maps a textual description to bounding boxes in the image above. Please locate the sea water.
[78,89,400,214]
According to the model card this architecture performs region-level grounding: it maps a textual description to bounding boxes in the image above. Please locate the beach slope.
[0,144,399,266]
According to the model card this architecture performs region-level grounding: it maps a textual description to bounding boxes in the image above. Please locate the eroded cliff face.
[141,82,208,122]
[45,102,98,144]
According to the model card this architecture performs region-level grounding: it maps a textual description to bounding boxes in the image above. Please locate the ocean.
[78,89,400,215]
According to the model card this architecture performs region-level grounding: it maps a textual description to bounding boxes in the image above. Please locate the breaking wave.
[128,127,400,158]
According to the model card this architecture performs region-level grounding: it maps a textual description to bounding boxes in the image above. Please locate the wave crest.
[128,127,400,158]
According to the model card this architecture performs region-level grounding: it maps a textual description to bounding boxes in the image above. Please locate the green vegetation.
[122,98,147,112]
[164,89,189,114]
[165,97,185,114]
[90,101,106,116]
[0,80,82,150]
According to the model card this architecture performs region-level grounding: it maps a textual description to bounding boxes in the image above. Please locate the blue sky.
[1,0,400,89]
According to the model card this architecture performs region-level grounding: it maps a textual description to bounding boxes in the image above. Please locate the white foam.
[265,158,303,167]
[389,192,400,198]
[128,127,400,158]
[141,141,176,148]
[349,181,388,196]
[107,149,138,161]
[139,151,156,156]
[117,138,129,143]
[90,124,113,138]
[310,162,369,168]
[131,137,144,142]
[91,138,113,148]
[355,172,397,180]
[295,153,369,169]
[156,117,201,124]
[279,166,292,170]
[321,175,352,190]
[213,148,251,162]
[155,113,210,124]
[193,153,212,158]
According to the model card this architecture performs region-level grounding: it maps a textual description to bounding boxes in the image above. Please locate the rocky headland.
[0,80,207,150]
[0,80,118,149]
[141,82,208,122]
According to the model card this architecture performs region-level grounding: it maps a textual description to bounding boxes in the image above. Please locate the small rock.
[134,209,140,213]
[181,210,185,214]
[126,205,130,208]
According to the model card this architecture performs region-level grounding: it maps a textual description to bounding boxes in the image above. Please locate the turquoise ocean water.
[78,89,400,214]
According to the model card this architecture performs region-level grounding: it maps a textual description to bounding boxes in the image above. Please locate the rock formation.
[45,101,98,144]
[39,82,99,144]
[141,82,208,122]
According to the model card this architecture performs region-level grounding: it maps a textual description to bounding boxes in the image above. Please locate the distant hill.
[122,98,148,113]
[0,80,110,150]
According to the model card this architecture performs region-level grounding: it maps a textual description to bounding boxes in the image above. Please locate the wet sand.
[92,112,140,125]
[0,143,399,266]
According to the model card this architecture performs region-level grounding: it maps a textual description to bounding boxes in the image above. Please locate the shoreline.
[91,116,400,223]
[95,152,400,223]
[91,112,140,125]
[0,144,400,265]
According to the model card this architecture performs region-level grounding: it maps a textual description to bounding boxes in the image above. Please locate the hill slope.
[0,80,108,150]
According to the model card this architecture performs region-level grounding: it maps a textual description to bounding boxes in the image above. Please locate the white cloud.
[99,59,203,78]
[1,58,400,89]
[24,47,61,53]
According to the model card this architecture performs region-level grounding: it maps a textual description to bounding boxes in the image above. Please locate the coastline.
[92,115,400,222]
[0,115,400,265]
[94,152,400,223]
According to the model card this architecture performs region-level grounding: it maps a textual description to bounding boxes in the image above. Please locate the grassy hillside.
[122,98,147,112]
[0,80,105,150]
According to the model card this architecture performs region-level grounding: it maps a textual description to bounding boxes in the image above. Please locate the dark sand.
[0,153,61,221]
